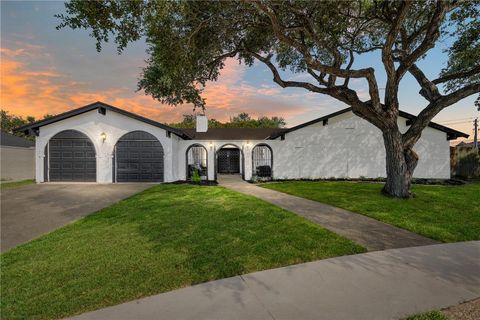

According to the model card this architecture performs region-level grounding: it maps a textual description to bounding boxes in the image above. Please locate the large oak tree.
[57,0,480,197]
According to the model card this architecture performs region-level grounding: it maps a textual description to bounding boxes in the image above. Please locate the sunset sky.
[1,1,478,143]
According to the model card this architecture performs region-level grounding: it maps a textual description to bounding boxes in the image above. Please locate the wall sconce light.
[100,132,107,142]
[209,141,213,149]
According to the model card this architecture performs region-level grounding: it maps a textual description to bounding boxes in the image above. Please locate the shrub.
[191,169,201,184]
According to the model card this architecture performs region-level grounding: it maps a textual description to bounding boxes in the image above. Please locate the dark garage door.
[48,130,96,181]
[115,131,164,182]
[217,148,240,174]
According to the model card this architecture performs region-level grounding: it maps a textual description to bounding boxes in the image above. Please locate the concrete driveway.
[1,183,151,252]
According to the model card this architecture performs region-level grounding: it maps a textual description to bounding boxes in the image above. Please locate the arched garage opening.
[252,143,273,180]
[45,130,96,182]
[186,144,208,180]
[113,131,164,182]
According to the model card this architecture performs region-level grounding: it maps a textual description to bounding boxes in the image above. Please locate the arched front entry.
[46,130,96,182]
[216,144,244,179]
[186,144,208,180]
[252,144,273,179]
[113,131,164,182]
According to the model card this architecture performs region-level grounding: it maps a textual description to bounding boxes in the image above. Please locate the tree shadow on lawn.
[1,184,364,320]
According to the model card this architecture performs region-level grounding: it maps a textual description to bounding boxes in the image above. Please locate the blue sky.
[1,1,477,142]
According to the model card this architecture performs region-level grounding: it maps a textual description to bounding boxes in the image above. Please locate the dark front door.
[48,130,96,182]
[217,149,240,174]
[115,131,164,182]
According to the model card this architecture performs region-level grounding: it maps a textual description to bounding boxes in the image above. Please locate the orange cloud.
[1,43,309,126]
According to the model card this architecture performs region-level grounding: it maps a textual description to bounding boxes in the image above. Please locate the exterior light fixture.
[100,132,107,142]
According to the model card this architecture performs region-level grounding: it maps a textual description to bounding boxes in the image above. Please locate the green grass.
[1,184,364,320]
[402,311,448,320]
[0,179,35,190]
[261,181,480,242]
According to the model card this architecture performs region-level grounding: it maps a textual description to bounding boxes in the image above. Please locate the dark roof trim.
[181,128,288,140]
[268,107,351,139]
[268,107,469,140]
[13,101,191,139]
[399,110,469,140]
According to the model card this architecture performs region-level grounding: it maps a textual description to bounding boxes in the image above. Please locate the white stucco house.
[15,101,468,183]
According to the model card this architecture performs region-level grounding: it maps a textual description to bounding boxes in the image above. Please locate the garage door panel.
[50,151,61,158]
[86,162,96,170]
[62,162,73,169]
[73,162,85,170]
[62,140,73,147]
[48,130,96,182]
[115,131,164,182]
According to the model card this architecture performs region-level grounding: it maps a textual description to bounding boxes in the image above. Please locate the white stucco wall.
[270,111,450,180]
[35,109,175,183]
[177,140,255,181]
[34,108,451,183]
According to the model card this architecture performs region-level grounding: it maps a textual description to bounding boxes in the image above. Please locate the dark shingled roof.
[181,128,288,140]
[1,131,35,148]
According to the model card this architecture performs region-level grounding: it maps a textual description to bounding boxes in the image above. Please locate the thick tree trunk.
[382,131,419,198]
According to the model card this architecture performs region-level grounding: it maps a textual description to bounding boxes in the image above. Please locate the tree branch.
[246,0,382,111]
[408,64,441,102]
[247,50,388,129]
[396,1,449,79]
[246,0,375,79]
[403,82,480,146]
[207,50,239,79]
[382,0,412,108]
[432,65,480,84]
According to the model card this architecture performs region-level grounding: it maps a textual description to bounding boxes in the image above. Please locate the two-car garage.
[45,130,164,183]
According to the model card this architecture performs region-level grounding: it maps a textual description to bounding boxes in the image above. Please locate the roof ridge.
[269,107,469,140]
[13,101,190,139]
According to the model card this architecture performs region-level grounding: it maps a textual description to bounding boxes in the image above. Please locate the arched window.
[252,144,273,179]
[186,144,208,180]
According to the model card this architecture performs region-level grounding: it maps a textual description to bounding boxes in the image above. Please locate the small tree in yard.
[57,0,479,198]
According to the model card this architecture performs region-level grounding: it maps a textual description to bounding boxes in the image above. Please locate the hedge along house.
[15,101,468,183]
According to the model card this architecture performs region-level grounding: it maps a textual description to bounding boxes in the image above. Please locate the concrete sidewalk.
[218,175,438,251]
[70,241,480,320]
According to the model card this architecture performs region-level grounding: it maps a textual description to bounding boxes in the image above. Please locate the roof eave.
[269,107,469,140]
[13,101,189,139]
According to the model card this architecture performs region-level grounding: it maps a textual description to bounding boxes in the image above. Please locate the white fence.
[1,146,35,181]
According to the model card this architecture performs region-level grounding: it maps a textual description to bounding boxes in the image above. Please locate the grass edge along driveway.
[261,181,480,243]
[1,184,364,320]
[0,179,35,190]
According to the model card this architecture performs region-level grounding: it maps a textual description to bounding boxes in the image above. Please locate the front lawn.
[261,181,480,242]
[1,184,364,320]
[0,179,35,190]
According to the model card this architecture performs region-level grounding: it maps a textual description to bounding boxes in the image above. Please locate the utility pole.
[474,118,478,149]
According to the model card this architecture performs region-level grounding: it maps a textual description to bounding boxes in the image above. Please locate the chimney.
[196,114,208,132]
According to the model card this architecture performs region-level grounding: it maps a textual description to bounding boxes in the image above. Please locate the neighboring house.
[451,141,480,179]
[14,101,468,183]
[1,131,35,181]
